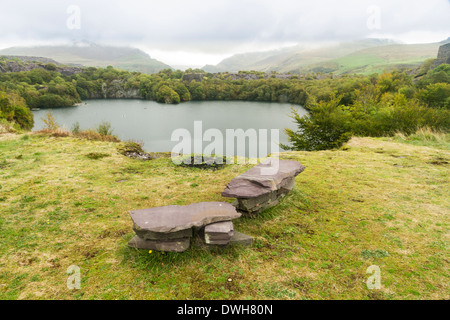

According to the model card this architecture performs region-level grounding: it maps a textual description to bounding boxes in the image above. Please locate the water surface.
[32,100,307,156]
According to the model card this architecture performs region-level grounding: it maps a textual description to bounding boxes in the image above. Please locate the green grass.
[307,42,440,75]
[0,132,448,300]
[393,128,450,150]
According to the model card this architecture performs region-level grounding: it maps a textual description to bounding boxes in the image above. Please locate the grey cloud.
[0,0,449,51]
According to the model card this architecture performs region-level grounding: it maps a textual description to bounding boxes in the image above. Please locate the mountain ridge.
[0,43,172,74]
[202,38,448,75]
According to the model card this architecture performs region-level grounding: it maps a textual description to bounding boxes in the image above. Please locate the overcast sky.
[0,0,449,67]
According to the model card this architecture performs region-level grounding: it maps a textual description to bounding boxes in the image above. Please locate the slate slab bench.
[221,158,305,214]
[128,202,253,252]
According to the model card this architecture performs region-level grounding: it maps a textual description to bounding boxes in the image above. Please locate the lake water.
[32,100,307,157]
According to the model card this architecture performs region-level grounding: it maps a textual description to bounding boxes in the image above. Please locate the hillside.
[0,56,82,76]
[305,42,444,75]
[203,38,447,75]
[0,43,172,74]
[0,132,448,299]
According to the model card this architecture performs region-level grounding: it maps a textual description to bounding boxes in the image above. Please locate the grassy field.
[0,132,448,300]
[305,42,440,75]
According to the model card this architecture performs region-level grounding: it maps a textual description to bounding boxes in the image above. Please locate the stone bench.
[128,202,253,252]
[221,158,305,214]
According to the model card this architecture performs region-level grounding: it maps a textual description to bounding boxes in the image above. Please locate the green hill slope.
[0,132,448,299]
[203,38,448,75]
[305,42,443,75]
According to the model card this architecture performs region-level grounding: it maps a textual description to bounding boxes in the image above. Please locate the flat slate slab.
[134,228,193,241]
[230,231,254,246]
[194,230,254,248]
[130,202,241,237]
[204,221,234,245]
[128,235,190,252]
[221,158,305,199]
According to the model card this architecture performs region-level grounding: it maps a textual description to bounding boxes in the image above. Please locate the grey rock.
[222,158,305,199]
[0,56,82,75]
[128,235,190,252]
[222,159,304,214]
[233,176,296,214]
[195,230,254,248]
[230,231,254,246]
[182,74,204,82]
[432,43,450,68]
[130,202,241,235]
[134,227,193,241]
[204,221,234,245]
[205,221,234,235]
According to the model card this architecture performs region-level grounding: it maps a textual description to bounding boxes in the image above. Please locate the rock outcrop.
[433,43,450,68]
[0,55,82,75]
[222,158,305,214]
[182,73,204,82]
[100,80,142,99]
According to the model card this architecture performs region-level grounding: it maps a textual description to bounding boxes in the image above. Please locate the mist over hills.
[1,37,448,75]
[202,38,449,75]
[0,42,172,74]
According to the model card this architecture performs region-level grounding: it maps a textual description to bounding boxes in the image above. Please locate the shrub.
[116,140,153,160]
[41,112,59,131]
[116,141,145,155]
[156,85,181,104]
[35,128,71,137]
[96,121,114,136]
[85,152,110,160]
[71,121,81,135]
[75,129,120,142]
[281,95,353,151]
[416,83,450,109]
[0,92,34,131]
[12,105,34,130]
[0,118,15,133]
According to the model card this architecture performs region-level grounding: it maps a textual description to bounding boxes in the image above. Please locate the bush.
[71,121,80,134]
[416,83,450,109]
[96,121,114,136]
[0,92,34,131]
[156,85,181,104]
[33,94,72,108]
[75,129,120,142]
[281,95,353,151]
[85,152,110,160]
[116,141,145,155]
[41,112,59,131]
[9,105,34,130]
[0,118,16,133]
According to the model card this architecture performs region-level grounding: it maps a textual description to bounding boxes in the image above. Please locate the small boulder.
[204,221,234,245]
[222,158,305,199]
[222,158,305,214]
[230,231,254,246]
